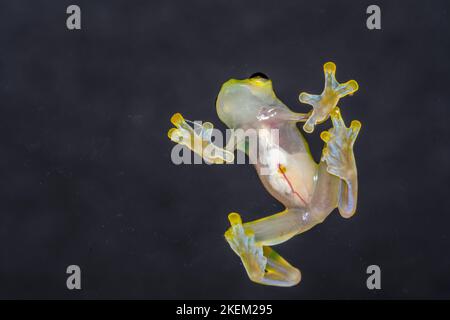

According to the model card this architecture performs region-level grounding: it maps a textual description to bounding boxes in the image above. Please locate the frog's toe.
[299,92,320,105]
[170,112,185,127]
[225,213,255,255]
[349,120,362,144]
[167,127,182,143]
[168,113,194,143]
[299,93,325,133]
[336,80,359,98]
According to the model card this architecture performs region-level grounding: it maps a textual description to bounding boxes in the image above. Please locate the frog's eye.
[249,72,269,80]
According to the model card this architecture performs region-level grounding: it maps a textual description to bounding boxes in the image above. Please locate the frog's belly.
[255,149,316,208]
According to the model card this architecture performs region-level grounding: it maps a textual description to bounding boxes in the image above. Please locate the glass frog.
[168,62,361,287]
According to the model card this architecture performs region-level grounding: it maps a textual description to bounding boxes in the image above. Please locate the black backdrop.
[0,0,449,299]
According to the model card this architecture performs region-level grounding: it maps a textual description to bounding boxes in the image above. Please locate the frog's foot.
[299,62,359,133]
[320,107,361,182]
[225,213,267,282]
[168,113,234,164]
[224,212,301,286]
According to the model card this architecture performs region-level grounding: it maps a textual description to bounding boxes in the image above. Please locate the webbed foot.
[225,213,267,282]
[299,62,359,133]
[168,113,234,164]
[320,107,361,182]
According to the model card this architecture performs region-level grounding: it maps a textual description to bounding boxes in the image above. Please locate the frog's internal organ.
[168,62,361,286]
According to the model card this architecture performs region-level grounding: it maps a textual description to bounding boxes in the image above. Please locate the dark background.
[0,0,449,299]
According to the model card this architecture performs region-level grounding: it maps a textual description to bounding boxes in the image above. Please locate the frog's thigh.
[244,208,318,246]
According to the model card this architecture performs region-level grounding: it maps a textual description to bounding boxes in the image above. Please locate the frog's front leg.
[319,107,361,218]
[299,62,359,133]
[225,212,302,287]
[168,113,235,164]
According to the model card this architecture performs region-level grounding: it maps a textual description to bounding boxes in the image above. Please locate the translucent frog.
[168,62,361,287]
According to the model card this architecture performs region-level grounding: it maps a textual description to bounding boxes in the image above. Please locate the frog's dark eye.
[249,72,269,80]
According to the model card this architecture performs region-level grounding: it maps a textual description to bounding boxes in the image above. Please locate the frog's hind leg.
[224,209,320,287]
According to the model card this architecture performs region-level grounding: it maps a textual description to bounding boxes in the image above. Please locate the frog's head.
[216,73,277,128]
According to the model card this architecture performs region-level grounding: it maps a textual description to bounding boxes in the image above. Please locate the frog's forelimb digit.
[168,112,235,164]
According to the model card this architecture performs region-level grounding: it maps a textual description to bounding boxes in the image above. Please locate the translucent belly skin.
[245,122,317,209]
